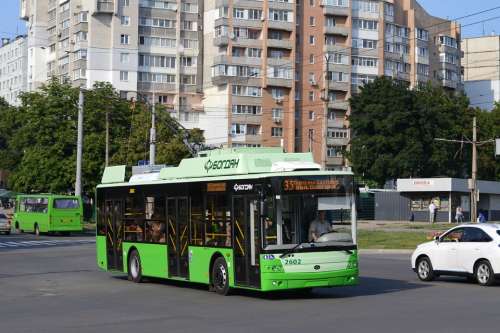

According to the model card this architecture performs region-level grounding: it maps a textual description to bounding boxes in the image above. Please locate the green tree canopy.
[0,80,204,196]
[349,77,474,186]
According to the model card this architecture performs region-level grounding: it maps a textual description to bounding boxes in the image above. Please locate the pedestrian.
[429,201,437,224]
[455,206,464,223]
[477,210,486,224]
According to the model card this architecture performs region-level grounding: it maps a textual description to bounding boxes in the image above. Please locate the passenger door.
[432,228,464,272]
[233,196,261,288]
[105,200,123,271]
[167,198,189,279]
[457,227,493,273]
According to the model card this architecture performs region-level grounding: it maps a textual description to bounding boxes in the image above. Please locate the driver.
[308,211,332,242]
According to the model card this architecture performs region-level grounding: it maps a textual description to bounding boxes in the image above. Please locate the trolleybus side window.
[124,190,145,242]
[190,184,204,246]
[205,194,231,247]
[144,196,166,243]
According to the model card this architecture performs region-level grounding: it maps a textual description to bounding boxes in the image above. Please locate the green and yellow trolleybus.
[96,148,358,294]
[14,194,83,235]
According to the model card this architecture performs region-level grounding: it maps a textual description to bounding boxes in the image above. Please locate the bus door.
[233,196,261,288]
[167,197,189,279]
[105,200,123,271]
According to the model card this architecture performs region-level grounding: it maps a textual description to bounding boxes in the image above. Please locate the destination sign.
[283,179,341,192]
[207,182,226,192]
[204,158,240,173]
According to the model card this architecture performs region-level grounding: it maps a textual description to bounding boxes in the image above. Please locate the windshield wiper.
[279,242,310,258]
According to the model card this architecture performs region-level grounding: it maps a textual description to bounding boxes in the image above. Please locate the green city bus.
[14,195,83,235]
[96,148,358,295]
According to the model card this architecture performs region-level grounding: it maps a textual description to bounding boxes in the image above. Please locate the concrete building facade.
[462,35,500,111]
[20,0,462,165]
[0,35,28,106]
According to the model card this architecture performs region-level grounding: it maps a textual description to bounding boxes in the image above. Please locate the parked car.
[411,224,500,286]
[0,212,11,235]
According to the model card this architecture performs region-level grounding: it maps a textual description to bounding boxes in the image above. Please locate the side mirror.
[434,236,440,243]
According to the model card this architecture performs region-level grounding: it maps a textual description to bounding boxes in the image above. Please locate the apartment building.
[462,35,500,111]
[202,0,297,149]
[20,1,462,166]
[297,0,461,170]
[0,35,28,106]
[20,0,204,125]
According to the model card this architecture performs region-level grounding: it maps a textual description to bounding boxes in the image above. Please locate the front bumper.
[260,268,359,291]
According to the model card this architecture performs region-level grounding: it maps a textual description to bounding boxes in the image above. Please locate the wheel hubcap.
[477,264,490,284]
[131,257,139,278]
[418,261,429,279]
[214,265,227,289]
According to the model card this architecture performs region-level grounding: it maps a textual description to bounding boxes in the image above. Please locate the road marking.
[0,239,95,250]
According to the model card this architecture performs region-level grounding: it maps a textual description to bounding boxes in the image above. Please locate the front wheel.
[475,260,495,286]
[211,257,230,295]
[128,250,143,283]
[416,257,435,282]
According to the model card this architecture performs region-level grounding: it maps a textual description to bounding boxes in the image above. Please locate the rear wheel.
[128,250,143,283]
[416,257,435,282]
[475,260,495,286]
[211,257,230,295]
[34,224,40,237]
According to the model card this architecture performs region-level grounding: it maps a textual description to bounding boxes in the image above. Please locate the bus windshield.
[263,176,354,250]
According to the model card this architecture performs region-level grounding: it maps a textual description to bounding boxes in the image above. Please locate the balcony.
[328,81,350,91]
[267,39,293,50]
[268,20,294,32]
[231,133,262,144]
[324,44,351,54]
[267,77,293,88]
[321,2,350,17]
[137,82,176,92]
[324,25,350,37]
[231,113,262,125]
[441,79,458,89]
[95,0,114,15]
[327,118,345,127]
[327,100,349,111]
[326,156,344,166]
[213,36,229,46]
[327,137,349,146]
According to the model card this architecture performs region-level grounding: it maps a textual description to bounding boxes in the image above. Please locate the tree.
[349,77,471,186]
[0,80,205,196]
[476,103,500,181]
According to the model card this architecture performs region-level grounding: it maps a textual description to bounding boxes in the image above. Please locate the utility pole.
[471,117,478,224]
[105,110,109,167]
[75,88,84,197]
[435,116,496,223]
[149,92,156,166]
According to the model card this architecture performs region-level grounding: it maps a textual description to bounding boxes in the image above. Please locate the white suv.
[411,224,500,286]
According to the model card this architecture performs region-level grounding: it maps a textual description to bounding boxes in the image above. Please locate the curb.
[359,249,413,255]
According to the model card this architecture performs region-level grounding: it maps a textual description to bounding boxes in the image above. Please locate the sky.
[0,0,500,40]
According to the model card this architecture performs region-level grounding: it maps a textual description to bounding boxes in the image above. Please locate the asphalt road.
[0,234,499,333]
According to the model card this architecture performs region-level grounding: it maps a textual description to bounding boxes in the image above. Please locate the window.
[269,9,292,22]
[272,108,283,119]
[326,16,336,27]
[417,47,428,57]
[416,28,429,41]
[139,54,176,68]
[309,35,315,45]
[441,228,465,242]
[120,34,130,45]
[352,0,379,13]
[181,75,196,85]
[352,57,378,67]
[269,50,283,59]
[138,72,176,83]
[268,30,283,40]
[352,19,378,30]
[139,36,176,48]
[439,36,458,48]
[462,228,492,242]
[233,8,245,19]
[75,31,87,41]
[120,71,129,81]
[232,105,262,114]
[309,54,315,64]
[205,194,231,247]
[327,71,348,82]
[309,16,315,26]
[308,91,314,101]
[309,0,315,6]
[272,127,283,137]
[121,0,130,6]
[248,48,262,58]
[78,11,88,23]
[248,29,260,39]
[309,111,315,120]
[182,20,194,30]
[232,85,262,97]
[120,53,129,64]
[352,38,377,49]
[144,196,166,243]
[121,16,130,26]
[181,56,196,67]
[417,63,429,76]
[54,199,79,209]
[271,88,284,99]
[231,123,247,135]
[248,9,262,20]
